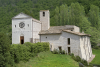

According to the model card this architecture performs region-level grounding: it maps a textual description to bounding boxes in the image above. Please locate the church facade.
[12,10,49,44]
[12,10,92,61]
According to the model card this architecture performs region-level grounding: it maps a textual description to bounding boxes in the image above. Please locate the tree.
[86,27,100,47]
[54,4,69,26]
[89,5,99,29]
[79,17,91,32]
[54,6,60,26]
[0,32,14,67]
[69,2,85,26]
[59,4,68,25]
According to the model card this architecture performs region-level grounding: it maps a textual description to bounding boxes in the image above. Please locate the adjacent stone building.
[12,10,92,61]
[39,25,92,61]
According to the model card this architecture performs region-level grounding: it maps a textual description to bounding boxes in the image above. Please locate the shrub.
[81,59,88,66]
[58,50,66,54]
[70,53,77,61]
[42,42,49,51]
[10,42,50,63]
[75,56,81,62]
[52,49,66,54]
[61,50,65,54]
[10,44,31,63]
[69,53,89,66]
[87,63,93,67]
[52,49,59,54]
[93,46,100,49]
[69,53,74,56]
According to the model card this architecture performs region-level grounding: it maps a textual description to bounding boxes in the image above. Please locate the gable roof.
[39,25,91,37]
[12,12,41,23]
[12,12,32,19]
[39,25,74,34]
[63,30,91,36]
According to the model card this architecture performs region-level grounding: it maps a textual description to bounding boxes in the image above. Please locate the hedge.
[10,42,49,63]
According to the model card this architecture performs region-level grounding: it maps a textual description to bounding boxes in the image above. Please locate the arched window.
[43,12,45,17]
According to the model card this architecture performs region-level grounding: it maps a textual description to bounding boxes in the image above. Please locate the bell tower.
[40,10,50,30]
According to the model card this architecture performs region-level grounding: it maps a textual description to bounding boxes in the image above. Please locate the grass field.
[90,49,100,65]
[16,51,79,67]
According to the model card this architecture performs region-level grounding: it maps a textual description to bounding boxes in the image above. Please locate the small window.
[15,25,16,28]
[71,30,73,31]
[68,38,70,45]
[58,46,62,51]
[43,12,45,16]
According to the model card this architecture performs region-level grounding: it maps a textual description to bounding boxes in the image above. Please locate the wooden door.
[20,36,24,44]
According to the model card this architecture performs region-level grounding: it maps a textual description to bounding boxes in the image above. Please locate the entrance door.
[68,47,70,53]
[20,36,24,44]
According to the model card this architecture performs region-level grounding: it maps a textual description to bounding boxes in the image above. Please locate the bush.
[69,53,74,56]
[52,49,66,54]
[93,46,100,49]
[75,56,81,62]
[69,53,89,66]
[52,49,59,54]
[87,63,93,67]
[81,59,88,66]
[70,53,76,60]
[10,42,50,63]
[61,50,65,54]
[10,44,31,63]
[59,50,66,54]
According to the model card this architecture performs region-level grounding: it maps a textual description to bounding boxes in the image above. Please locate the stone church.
[12,10,92,61]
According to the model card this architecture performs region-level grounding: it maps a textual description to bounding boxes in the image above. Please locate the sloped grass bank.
[16,51,78,67]
[90,49,100,64]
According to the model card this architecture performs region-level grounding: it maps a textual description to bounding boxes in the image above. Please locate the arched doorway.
[20,36,24,44]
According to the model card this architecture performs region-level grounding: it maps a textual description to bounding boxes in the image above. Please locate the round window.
[19,22,25,28]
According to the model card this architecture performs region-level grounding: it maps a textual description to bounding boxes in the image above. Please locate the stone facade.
[40,31,92,61]
[40,10,50,30]
[12,10,92,61]
[12,13,41,44]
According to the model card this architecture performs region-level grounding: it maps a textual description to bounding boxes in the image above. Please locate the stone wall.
[12,18,32,44]
[40,31,80,56]
[40,31,92,61]
[40,10,50,30]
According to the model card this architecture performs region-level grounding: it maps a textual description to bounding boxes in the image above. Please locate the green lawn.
[16,51,79,67]
[90,49,100,64]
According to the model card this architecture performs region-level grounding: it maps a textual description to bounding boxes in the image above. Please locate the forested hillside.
[0,0,100,46]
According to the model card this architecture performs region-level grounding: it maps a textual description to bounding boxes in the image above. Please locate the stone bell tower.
[40,10,50,30]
